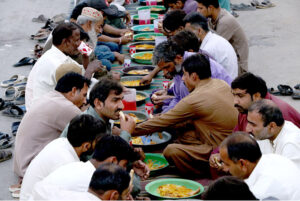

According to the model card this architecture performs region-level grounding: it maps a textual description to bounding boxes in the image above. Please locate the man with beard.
[146,32,232,113]
[76,7,125,71]
[209,72,300,170]
[20,114,107,200]
[246,99,300,168]
[61,78,135,143]
[132,54,237,175]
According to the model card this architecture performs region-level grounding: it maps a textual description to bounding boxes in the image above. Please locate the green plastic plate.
[144,153,169,172]
[132,24,154,34]
[145,178,204,199]
[131,51,153,65]
[133,33,163,42]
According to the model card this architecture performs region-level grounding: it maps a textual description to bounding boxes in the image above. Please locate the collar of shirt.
[210,8,226,28]
[272,121,287,149]
[200,31,213,49]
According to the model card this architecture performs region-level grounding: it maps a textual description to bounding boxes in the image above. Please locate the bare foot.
[114,52,125,64]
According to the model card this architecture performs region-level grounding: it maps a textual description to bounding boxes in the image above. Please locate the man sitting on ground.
[25,22,102,110]
[220,132,300,200]
[31,163,131,200]
[162,10,186,37]
[196,0,249,75]
[32,135,149,197]
[164,0,198,14]
[20,114,107,200]
[184,12,238,78]
[61,78,135,143]
[210,72,300,171]
[133,54,238,176]
[149,36,232,113]
[13,73,90,189]
[246,99,300,168]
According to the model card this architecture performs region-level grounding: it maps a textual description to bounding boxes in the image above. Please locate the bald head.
[220,132,262,163]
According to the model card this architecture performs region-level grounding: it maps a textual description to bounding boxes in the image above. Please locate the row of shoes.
[0,75,27,119]
[269,84,300,100]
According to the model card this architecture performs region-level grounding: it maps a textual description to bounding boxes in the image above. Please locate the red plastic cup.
[129,45,136,55]
[162,81,169,90]
[146,0,157,5]
[77,41,93,56]
[145,103,154,116]
[139,19,151,25]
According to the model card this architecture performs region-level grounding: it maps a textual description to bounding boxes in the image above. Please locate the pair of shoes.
[0,98,14,111]
[0,150,12,162]
[2,104,25,119]
[32,14,48,23]
[269,85,293,96]
[9,183,21,193]
[4,85,26,101]
[231,3,256,11]
[31,29,51,41]
[11,121,21,136]
[11,190,20,198]
[0,75,27,88]
[13,57,36,67]
[0,133,13,149]
[34,44,43,58]
[251,0,275,8]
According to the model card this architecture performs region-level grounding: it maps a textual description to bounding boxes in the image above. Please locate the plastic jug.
[138,9,151,25]
[122,88,137,110]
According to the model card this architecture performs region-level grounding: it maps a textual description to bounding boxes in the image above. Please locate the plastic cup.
[154,19,160,33]
[124,59,131,68]
[146,0,157,5]
[129,45,136,55]
[77,41,93,56]
[145,103,154,116]
[162,81,169,90]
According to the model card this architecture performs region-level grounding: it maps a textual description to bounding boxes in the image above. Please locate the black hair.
[231,72,268,98]
[164,0,186,9]
[71,22,90,41]
[52,22,79,46]
[249,100,284,127]
[183,12,209,32]
[195,0,220,8]
[221,132,262,163]
[67,114,107,147]
[202,176,257,200]
[182,53,211,79]
[55,72,91,93]
[170,30,200,52]
[89,78,123,107]
[92,135,141,163]
[89,163,130,195]
[163,10,186,33]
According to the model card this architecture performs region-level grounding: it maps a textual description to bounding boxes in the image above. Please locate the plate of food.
[132,14,158,25]
[136,91,149,105]
[144,153,169,172]
[114,111,147,126]
[145,178,204,199]
[121,76,152,89]
[137,6,166,14]
[134,33,163,42]
[132,24,154,34]
[131,131,171,147]
[128,42,155,52]
[123,65,155,76]
[131,51,153,65]
[139,0,163,6]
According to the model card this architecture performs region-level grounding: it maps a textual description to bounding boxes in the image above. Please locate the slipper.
[11,121,21,136]
[294,84,300,90]
[277,84,293,96]
[0,98,14,110]
[0,150,12,163]
[0,132,11,141]
[34,44,44,58]
[256,0,275,8]
[0,75,27,88]
[32,14,48,23]
[2,105,25,119]
[4,86,26,101]
[13,57,36,67]
[0,138,14,149]
[9,184,21,193]
[12,90,25,105]
[11,190,20,198]
[231,3,256,11]
[31,30,50,41]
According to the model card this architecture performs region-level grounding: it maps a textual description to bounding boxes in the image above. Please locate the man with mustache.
[209,72,300,170]
[61,78,135,143]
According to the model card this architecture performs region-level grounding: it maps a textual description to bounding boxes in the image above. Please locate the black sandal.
[277,85,293,96]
